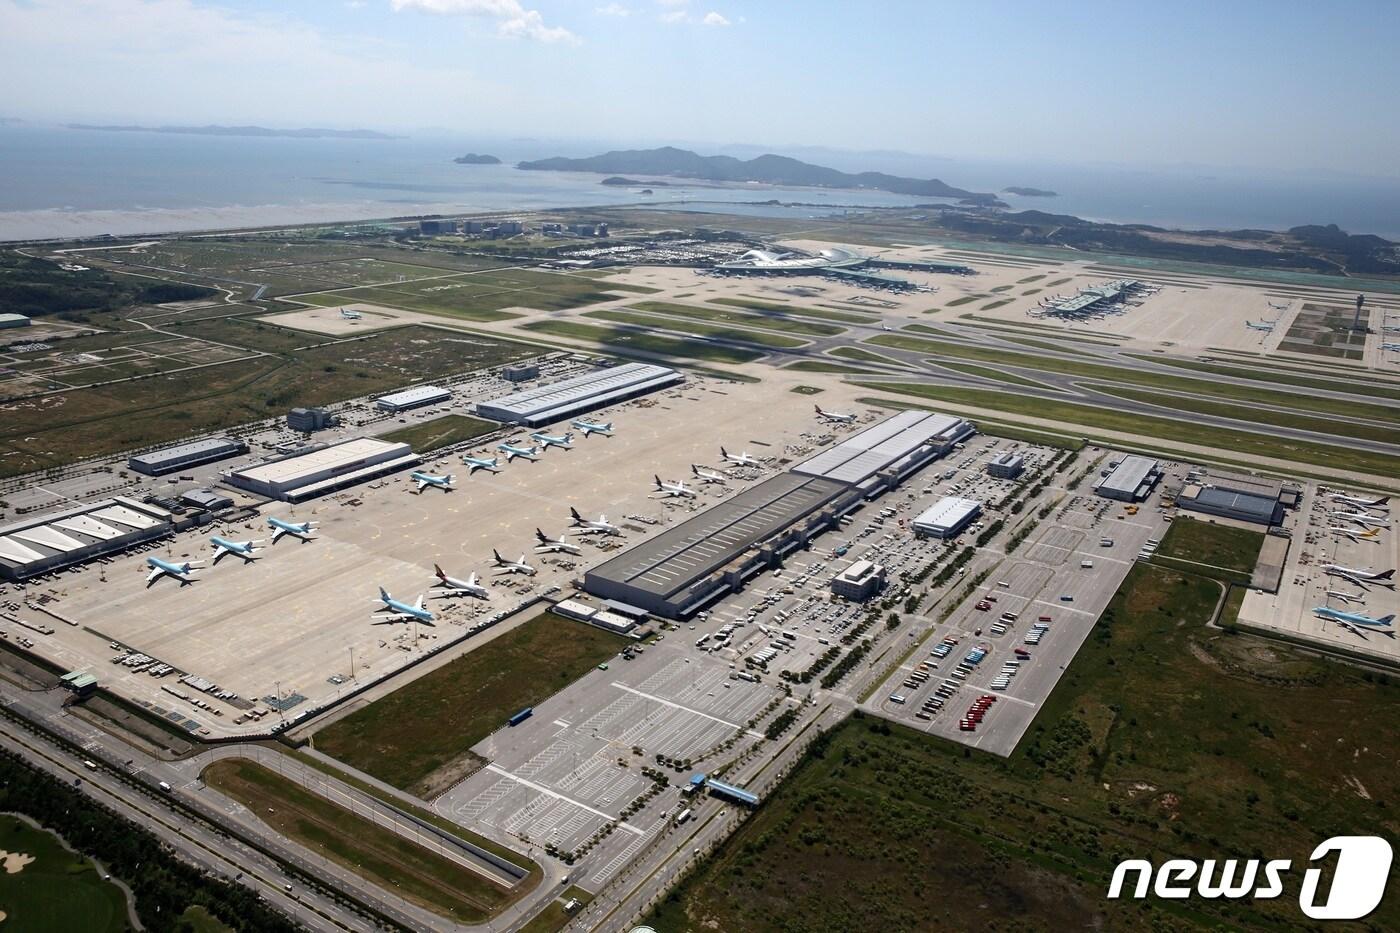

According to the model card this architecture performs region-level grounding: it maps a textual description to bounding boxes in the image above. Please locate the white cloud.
[655,0,688,6]
[390,0,579,44]
[595,3,630,15]
[659,9,687,22]
[701,11,729,26]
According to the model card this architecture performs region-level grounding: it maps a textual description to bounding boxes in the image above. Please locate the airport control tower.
[1352,293,1366,330]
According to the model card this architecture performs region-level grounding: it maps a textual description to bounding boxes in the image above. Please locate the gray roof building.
[477,363,682,427]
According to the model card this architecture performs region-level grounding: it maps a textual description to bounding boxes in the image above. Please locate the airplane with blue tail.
[1313,606,1395,631]
[146,556,202,586]
[267,517,318,543]
[373,587,434,624]
[462,455,501,474]
[530,431,574,450]
[571,419,613,437]
[210,536,262,563]
[498,442,539,462]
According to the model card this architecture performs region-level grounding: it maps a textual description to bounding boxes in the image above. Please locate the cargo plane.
[534,529,581,555]
[210,536,262,564]
[720,447,761,467]
[373,588,434,624]
[1245,320,1275,332]
[653,475,696,499]
[492,550,537,576]
[691,465,728,484]
[431,565,489,599]
[1323,565,1396,589]
[571,419,614,437]
[498,442,540,462]
[569,508,620,535]
[462,455,501,474]
[339,308,362,320]
[145,556,202,586]
[1330,492,1390,511]
[410,471,455,493]
[1313,606,1395,631]
[531,431,574,451]
[1329,525,1381,543]
[267,516,317,543]
[814,404,857,424]
[1330,510,1391,528]
[1325,589,1367,605]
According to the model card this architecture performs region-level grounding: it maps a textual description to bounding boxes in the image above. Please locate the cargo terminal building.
[129,438,248,476]
[476,363,682,427]
[585,409,974,618]
[1175,469,1295,526]
[0,497,173,582]
[223,438,419,502]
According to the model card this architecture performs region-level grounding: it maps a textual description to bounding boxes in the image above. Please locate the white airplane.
[1245,320,1274,332]
[1383,343,1400,352]
[569,508,620,535]
[1323,565,1396,589]
[210,536,262,564]
[534,528,581,555]
[431,564,489,599]
[571,419,614,437]
[267,516,318,543]
[372,587,434,624]
[491,550,537,576]
[1325,589,1367,605]
[1329,525,1381,543]
[145,556,202,587]
[462,455,501,474]
[410,471,455,493]
[340,308,362,320]
[1329,510,1391,528]
[1330,492,1390,511]
[691,464,728,485]
[653,475,696,499]
[814,404,857,424]
[531,431,574,451]
[498,442,539,462]
[720,446,762,468]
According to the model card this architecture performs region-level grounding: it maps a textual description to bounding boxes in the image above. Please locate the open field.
[202,758,511,923]
[629,301,846,337]
[379,414,500,453]
[520,320,763,364]
[0,815,132,933]
[648,560,1400,931]
[1126,354,1400,401]
[783,360,879,375]
[1153,517,1264,575]
[295,269,632,321]
[710,297,877,324]
[933,359,1063,389]
[856,381,1400,478]
[313,613,628,797]
[582,309,808,349]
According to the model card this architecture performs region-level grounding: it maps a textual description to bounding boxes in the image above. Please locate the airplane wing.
[269,527,286,542]
[145,566,164,584]
[414,595,426,611]
[415,478,428,491]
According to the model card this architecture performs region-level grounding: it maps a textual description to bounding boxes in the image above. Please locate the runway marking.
[610,682,764,738]
[482,764,644,836]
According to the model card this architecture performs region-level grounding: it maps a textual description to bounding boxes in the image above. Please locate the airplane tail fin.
[691,464,700,475]
[655,475,663,487]
[1380,615,1396,625]
[493,549,505,563]
[721,446,729,458]
[570,507,583,522]
[1378,570,1396,580]
[1379,497,1391,506]
[379,586,390,601]
[1362,528,1381,538]
[434,564,446,581]
[536,528,548,542]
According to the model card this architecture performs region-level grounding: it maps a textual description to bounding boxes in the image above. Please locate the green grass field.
[1125,354,1400,402]
[784,361,878,374]
[827,345,909,368]
[628,301,846,337]
[1154,517,1264,574]
[202,759,512,923]
[647,561,1400,931]
[315,613,627,796]
[379,414,499,453]
[0,815,132,932]
[853,380,1400,478]
[710,297,877,324]
[582,309,808,348]
[295,268,625,321]
[932,360,1063,389]
[520,320,763,364]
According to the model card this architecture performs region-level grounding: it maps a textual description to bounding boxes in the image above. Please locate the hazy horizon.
[3,0,1399,180]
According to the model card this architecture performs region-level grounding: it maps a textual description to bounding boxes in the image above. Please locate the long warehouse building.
[476,363,682,427]
[223,438,419,502]
[586,409,976,618]
[0,497,173,581]
[129,437,248,476]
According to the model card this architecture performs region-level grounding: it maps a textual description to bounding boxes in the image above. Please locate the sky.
[2,0,1399,178]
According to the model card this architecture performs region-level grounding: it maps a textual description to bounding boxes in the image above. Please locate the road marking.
[610,682,764,738]
[482,765,644,836]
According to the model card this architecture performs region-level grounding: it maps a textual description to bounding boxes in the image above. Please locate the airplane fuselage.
[1313,606,1395,629]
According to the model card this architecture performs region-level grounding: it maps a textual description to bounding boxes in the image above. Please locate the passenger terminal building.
[585,409,974,618]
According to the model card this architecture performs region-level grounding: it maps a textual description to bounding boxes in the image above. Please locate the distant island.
[600,176,670,187]
[1003,186,1057,197]
[452,153,501,165]
[518,146,997,204]
[66,124,398,140]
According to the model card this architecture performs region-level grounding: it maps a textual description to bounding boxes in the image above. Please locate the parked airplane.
[571,419,614,437]
[267,516,318,543]
[1330,492,1390,511]
[1245,320,1275,332]
[720,446,761,468]
[372,587,434,624]
[1383,343,1400,352]
[814,404,857,424]
[431,565,489,599]
[691,464,728,484]
[1328,525,1381,543]
[491,550,537,576]
[145,556,201,586]
[462,455,501,474]
[498,442,540,462]
[410,471,455,493]
[530,431,574,451]
[569,508,620,535]
[210,536,262,564]
[653,475,696,498]
[1323,565,1396,589]
[534,529,581,555]
[1313,606,1395,630]
[1329,510,1391,528]
[1325,589,1367,605]
[340,308,362,320]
